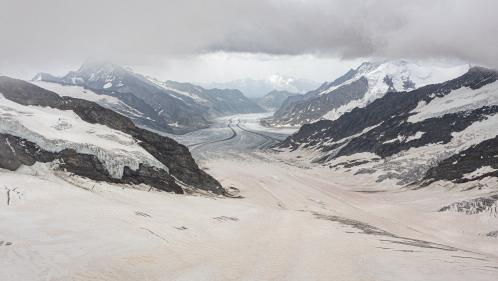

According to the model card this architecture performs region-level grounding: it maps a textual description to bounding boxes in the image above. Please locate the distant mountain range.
[254,90,300,111]
[267,60,470,127]
[278,67,498,187]
[8,59,497,194]
[201,74,319,98]
[33,61,264,134]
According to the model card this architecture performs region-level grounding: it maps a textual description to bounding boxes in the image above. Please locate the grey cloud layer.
[1,0,497,68]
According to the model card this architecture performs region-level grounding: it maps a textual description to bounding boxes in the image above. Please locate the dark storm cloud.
[0,0,497,72]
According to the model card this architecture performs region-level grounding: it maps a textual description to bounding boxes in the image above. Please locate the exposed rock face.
[255,90,300,111]
[278,67,498,186]
[33,61,263,134]
[268,60,469,127]
[487,231,498,237]
[0,76,223,194]
[35,62,208,133]
[133,128,221,192]
[0,133,183,193]
[271,69,358,125]
[271,78,368,125]
[439,195,498,216]
[159,80,264,116]
[423,136,498,185]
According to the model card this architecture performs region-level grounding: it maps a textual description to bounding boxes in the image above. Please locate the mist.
[1,0,496,80]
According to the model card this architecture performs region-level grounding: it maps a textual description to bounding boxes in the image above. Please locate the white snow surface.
[406,131,425,142]
[408,81,498,123]
[383,131,425,144]
[2,149,498,280]
[145,77,209,104]
[0,94,166,178]
[2,113,498,280]
[33,81,145,118]
[322,60,469,121]
[463,166,498,180]
[33,81,121,104]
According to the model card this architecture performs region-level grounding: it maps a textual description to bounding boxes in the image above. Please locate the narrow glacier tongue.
[0,94,167,178]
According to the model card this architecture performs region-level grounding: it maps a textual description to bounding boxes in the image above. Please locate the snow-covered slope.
[32,81,147,120]
[278,67,498,187]
[269,60,469,127]
[0,94,165,178]
[33,61,263,134]
[0,76,223,194]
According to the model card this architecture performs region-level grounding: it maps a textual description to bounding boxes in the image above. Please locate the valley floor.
[1,113,497,281]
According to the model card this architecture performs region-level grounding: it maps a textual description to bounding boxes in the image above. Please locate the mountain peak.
[77,60,127,75]
[269,59,470,126]
[31,72,60,82]
[467,66,498,75]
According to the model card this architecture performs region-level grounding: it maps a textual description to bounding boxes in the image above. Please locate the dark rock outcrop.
[439,195,498,215]
[270,69,359,126]
[270,78,368,125]
[0,133,183,193]
[423,136,498,185]
[255,90,300,111]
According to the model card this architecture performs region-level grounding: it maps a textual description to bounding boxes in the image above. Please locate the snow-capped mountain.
[268,60,470,127]
[0,76,223,194]
[255,90,300,111]
[33,61,263,134]
[278,67,498,187]
[202,75,319,98]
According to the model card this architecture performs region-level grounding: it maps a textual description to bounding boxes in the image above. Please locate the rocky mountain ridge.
[278,67,498,187]
[255,90,300,111]
[268,60,469,127]
[33,61,263,134]
[0,76,223,194]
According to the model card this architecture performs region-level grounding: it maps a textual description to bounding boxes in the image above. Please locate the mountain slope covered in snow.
[278,67,498,187]
[33,62,263,134]
[268,60,469,127]
[0,76,223,194]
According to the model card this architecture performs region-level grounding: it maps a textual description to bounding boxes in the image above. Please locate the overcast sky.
[1,0,496,82]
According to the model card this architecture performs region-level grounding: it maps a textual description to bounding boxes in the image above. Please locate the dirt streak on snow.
[1,158,497,281]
